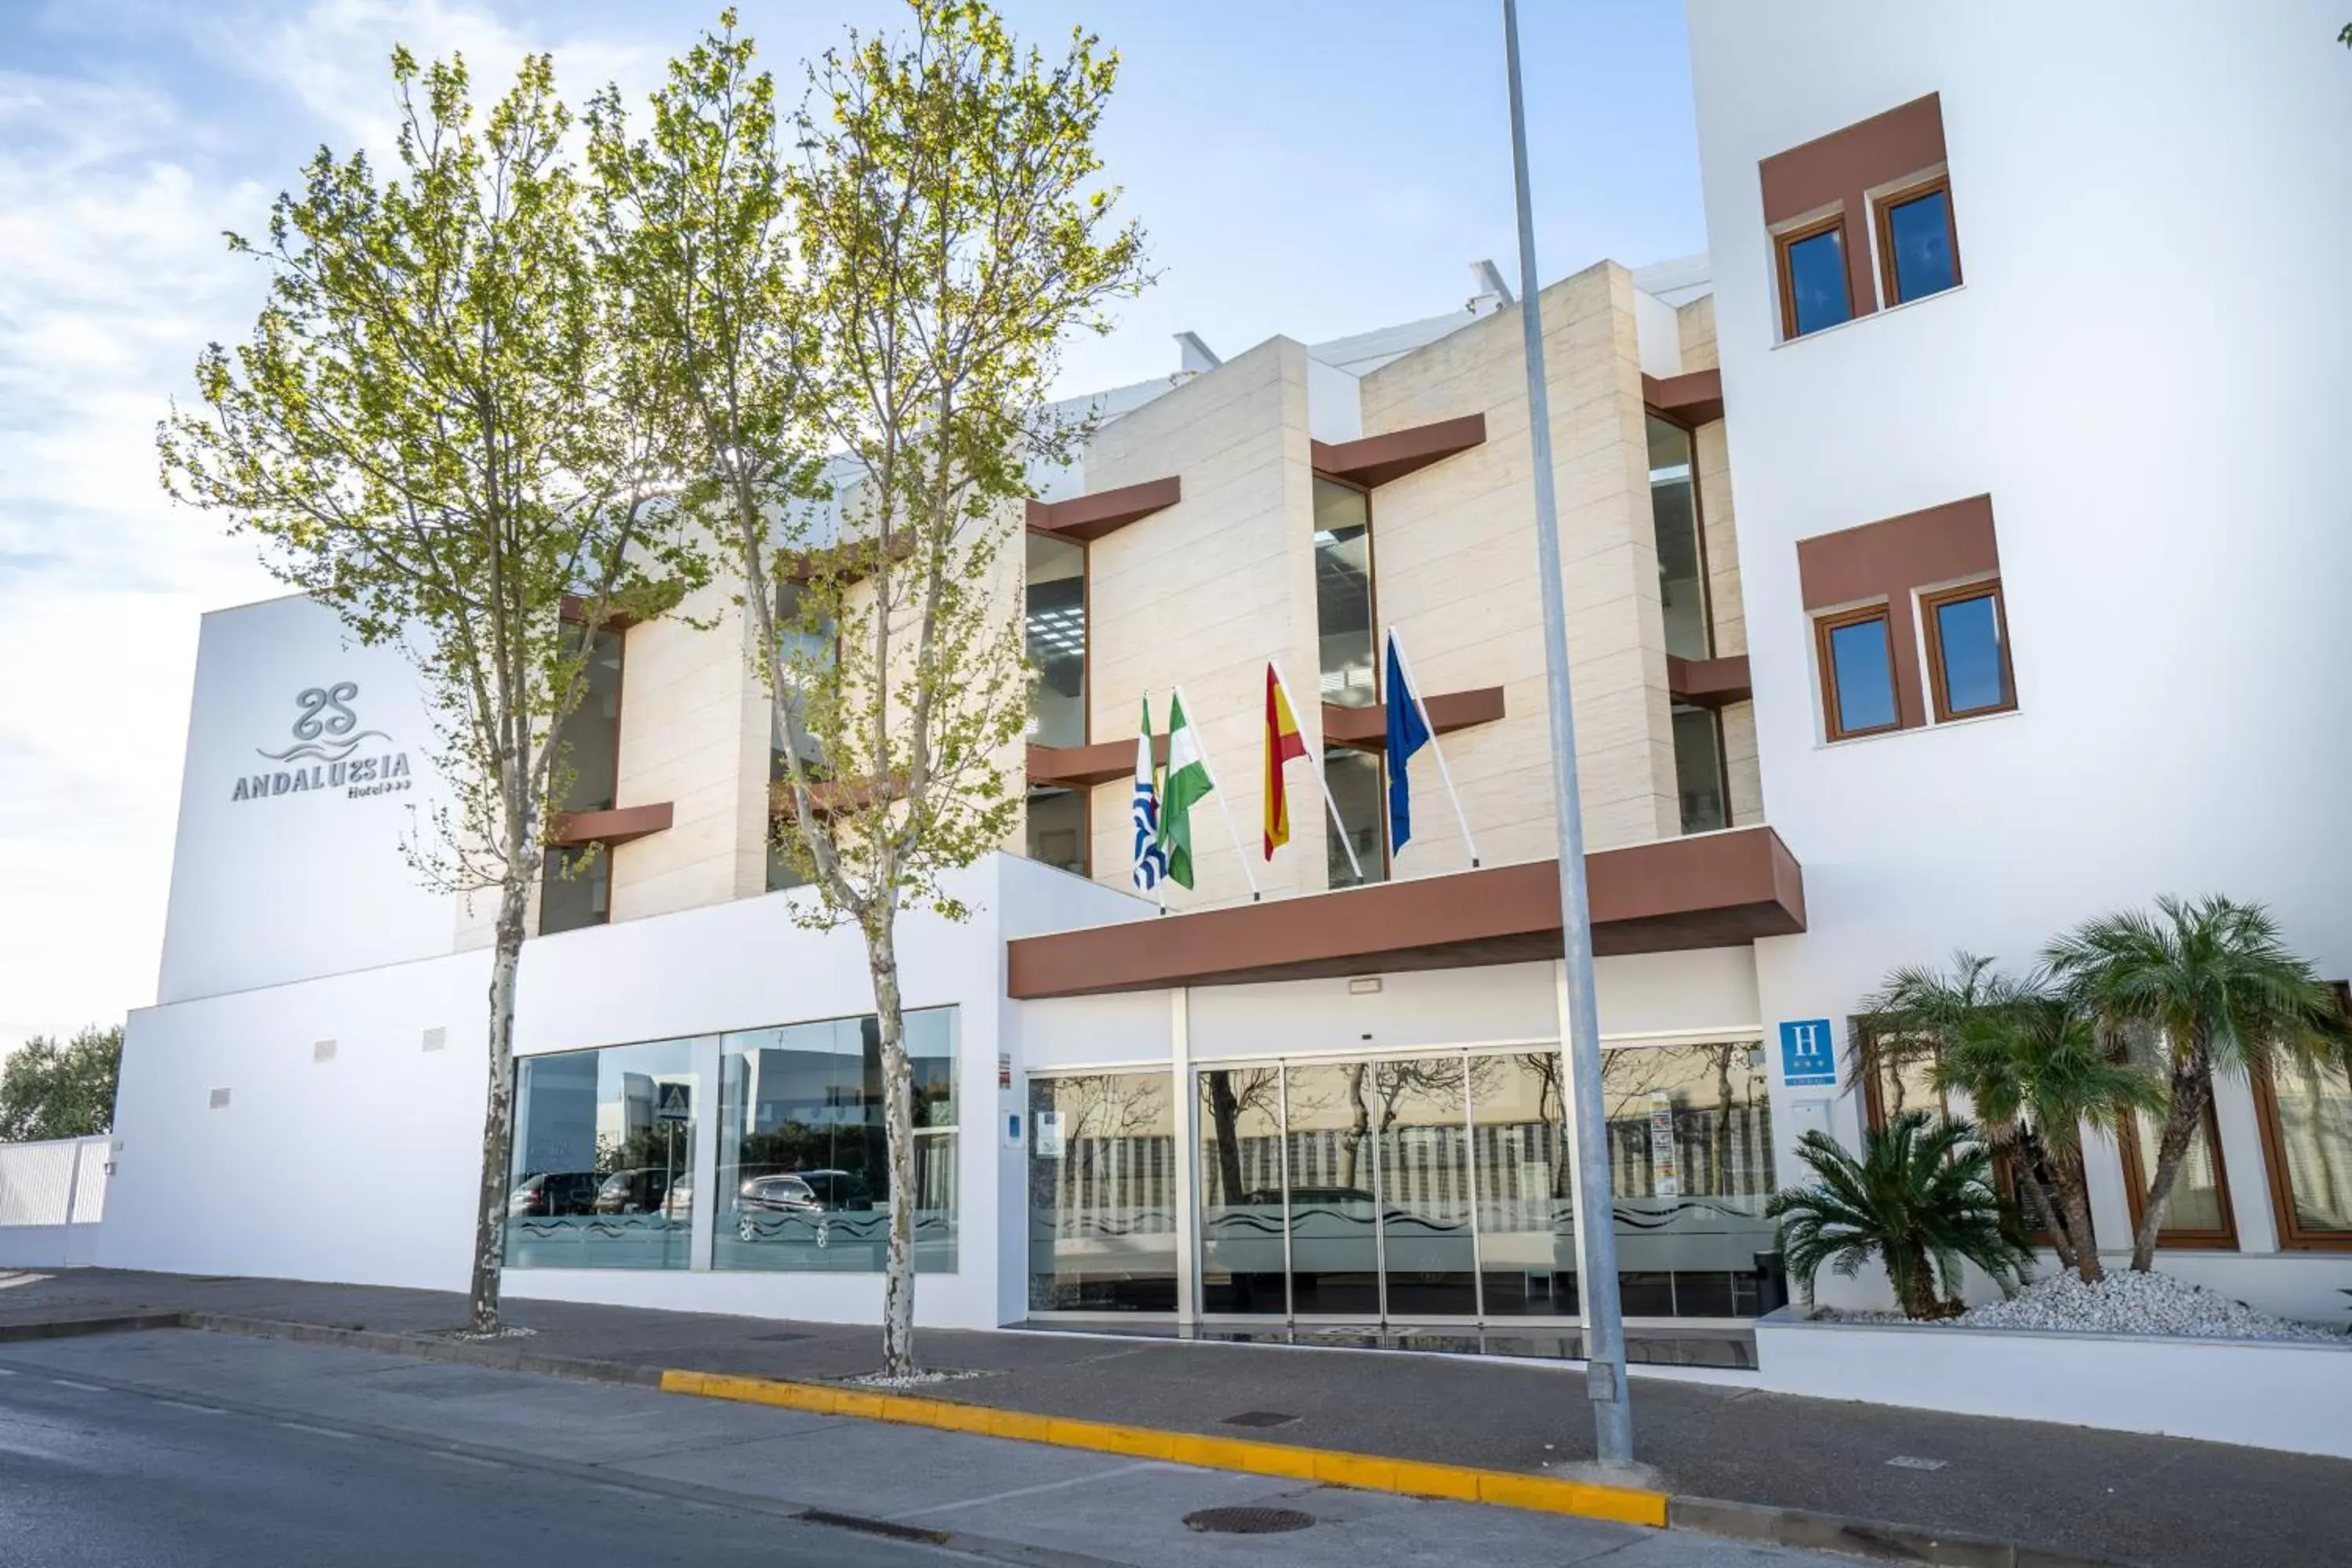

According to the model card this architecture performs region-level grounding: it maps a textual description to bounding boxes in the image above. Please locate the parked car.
[508,1171,603,1218]
[593,1167,678,1215]
[733,1169,875,1245]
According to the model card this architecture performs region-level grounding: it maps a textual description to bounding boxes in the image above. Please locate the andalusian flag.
[1156,690,1211,889]
[1261,664,1308,859]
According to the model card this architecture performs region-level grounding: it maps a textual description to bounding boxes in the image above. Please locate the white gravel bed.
[1813,1270,2346,1343]
[841,1367,992,1390]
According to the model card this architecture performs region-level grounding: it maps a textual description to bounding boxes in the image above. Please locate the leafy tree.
[593,1,1145,1376]
[2045,896,2350,1272]
[158,48,710,1332]
[0,1025,122,1142]
[1769,1110,2034,1319]
[1862,955,2162,1283]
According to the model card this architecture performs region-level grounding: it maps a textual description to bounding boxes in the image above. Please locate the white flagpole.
[1171,681,1261,902]
[1385,627,1480,868]
[1269,656,1363,884]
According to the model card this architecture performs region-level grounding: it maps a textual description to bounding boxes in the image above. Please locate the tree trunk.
[1889,1240,1939,1319]
[866,909,919,1378]
[2132,1058,2212,1272]
[2007,1123,2077,1275]
[2050,1149,2103,1283]
[466,864,532,1335]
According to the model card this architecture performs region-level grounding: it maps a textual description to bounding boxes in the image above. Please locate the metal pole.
[1502,0,1633,1467]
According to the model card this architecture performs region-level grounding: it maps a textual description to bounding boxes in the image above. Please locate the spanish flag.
[1262,663,1308,858]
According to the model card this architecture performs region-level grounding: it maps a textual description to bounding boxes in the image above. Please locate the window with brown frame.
[1918,579,2016,723]
[1875,174,1962,307]
[1815,606,1900,741]
[2250,982,2352,1251]
[1775,212,1854,340]
[2116,1102,2239,1250]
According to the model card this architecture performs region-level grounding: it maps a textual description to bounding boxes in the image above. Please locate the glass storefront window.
[713,1007,958,1273]
[1027,1072,1177,1311]
[506,1038,698,1270]
[1374,1057,1476,1315]
[1647,417,1709,662]
[1314,481,1375,709]
[1671,705,1728,835]
[1323,746,1385,887]
[1283,1061,1381,1315]
[1472,1051,1577,1317]
[1600,1041,1777,1317]
[1197,1066,1286,1315]
[1025,787,1087,876]
[1025,532,1086,748]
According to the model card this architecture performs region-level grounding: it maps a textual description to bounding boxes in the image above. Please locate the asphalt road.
[0,1366,951,1568]
[0,1330,1844,1568]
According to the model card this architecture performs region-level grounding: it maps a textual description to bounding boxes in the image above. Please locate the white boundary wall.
[0,1135,108,1269]
[1755,1310,2352,1460]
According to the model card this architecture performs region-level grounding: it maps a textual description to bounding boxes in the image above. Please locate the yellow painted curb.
[655,1367,1667,1528]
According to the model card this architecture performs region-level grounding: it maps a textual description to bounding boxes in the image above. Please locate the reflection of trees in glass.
[1040,1073,1171,1229]
[1201,1067,1279,1204]
[1600,1043,1771,1199]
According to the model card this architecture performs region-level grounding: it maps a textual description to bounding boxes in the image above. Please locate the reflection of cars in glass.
[593,1167,679,1214]
[733,1169,875,1243]
[509,1171,603,1218]
[659,1174,692,1223]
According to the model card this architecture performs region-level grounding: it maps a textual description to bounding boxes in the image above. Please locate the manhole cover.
[1184,1507,1316,1535]
[1220,1410,1298,1428]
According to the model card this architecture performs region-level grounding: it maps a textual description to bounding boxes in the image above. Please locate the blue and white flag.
[1131,695,1169,892]
[1383,631,1431,855]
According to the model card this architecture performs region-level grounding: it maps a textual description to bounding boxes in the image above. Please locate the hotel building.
[101,5,2352,1336]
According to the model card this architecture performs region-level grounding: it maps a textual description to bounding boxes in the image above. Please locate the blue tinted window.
[1827,615,1896,735]
[1784,227,1851,337]
[1886,187,1958,303]
[1933,591,2009,715]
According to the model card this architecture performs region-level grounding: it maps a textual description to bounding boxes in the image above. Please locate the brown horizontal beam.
[770,776,902,822]
[1312,412,1486,489]
[547,801,673,848]
[1027,736,1164,791]
[557,595,640,633]
[1025,476,1181,545]
[1667,654,1751,709]
[780,533,915,586]
[1322,687,1506,753]
[1642,368,1724,427]
[1006,824,1806,999]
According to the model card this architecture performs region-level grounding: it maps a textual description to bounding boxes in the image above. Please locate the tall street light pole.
[1501,0,1634,1469]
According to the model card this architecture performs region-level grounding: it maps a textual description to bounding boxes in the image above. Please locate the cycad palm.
[2045,896,2350,1271]
[1767,1111,2034,1319]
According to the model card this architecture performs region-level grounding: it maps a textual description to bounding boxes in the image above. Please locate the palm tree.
[1767,1111,2034,1319]
[1864,955,2163,1283]
[2046,895,2352,1272]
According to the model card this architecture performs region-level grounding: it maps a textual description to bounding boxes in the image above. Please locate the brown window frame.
[1774,212,1853,342]
[1874,174,1963,307]
[1918,579,2017,724]
[1854,1021,2055,1247]
[2116,1099,2240,1251]
[2249,981,2352,1252]
[1814,604,1901,742]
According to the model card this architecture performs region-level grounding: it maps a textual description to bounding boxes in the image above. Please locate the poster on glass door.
[1647,1091,1680,1197]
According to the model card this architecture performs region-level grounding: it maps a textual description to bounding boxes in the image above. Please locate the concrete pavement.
[8,1269,2347,1566]
[0,1329,1847,1568]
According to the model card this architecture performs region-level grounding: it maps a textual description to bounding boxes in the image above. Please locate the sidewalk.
[7,1268,2346,1568]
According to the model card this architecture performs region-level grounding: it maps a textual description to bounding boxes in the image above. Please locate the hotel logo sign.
[230,681,413,803]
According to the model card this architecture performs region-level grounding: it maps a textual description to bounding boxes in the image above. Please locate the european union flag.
[1384,633,1429,855]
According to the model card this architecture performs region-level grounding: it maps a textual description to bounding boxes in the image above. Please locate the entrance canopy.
[1006,825,1805,1000]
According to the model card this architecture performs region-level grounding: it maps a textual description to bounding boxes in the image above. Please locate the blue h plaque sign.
[1779,1018,1838,1087]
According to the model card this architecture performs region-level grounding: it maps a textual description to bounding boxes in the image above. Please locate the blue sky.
[0,0,1705,1046]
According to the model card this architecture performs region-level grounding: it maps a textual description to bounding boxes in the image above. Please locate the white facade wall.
[1690,2,2352,1312]
[157,594,454,1003]
[107,855,1145,1330]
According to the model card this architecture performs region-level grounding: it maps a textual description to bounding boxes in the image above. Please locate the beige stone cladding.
[1355,259,1681,874]
[608,579,764,923]
[1074,336,1325,907]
